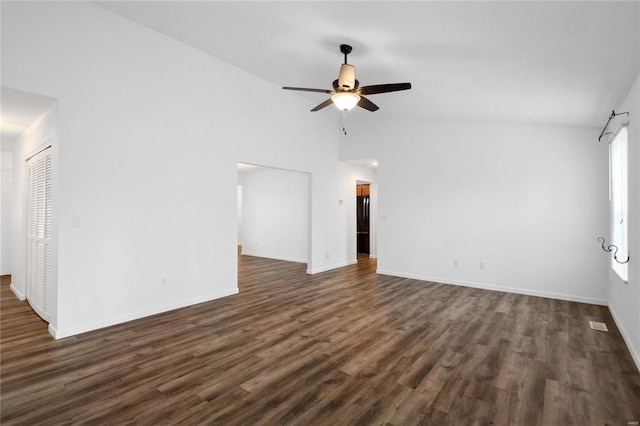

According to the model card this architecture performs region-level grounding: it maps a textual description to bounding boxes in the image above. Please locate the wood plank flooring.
[1,258,639,425]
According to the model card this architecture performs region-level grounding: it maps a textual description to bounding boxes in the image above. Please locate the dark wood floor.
[1,258,639,425]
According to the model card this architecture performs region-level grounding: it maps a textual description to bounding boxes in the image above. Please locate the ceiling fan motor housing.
[338,64,356,90]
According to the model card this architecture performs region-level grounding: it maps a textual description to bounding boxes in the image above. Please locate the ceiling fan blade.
[311,98,334,112]
[357,96,379,112]
[283,86,333,94]
[357,83,412,95]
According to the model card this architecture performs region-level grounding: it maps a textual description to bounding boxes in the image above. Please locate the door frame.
[355,179,376,260]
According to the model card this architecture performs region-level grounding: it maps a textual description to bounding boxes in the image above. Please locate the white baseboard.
[48,323,58,339]
[241,251,307,264]
[608,302,640,372]
[375,269,608,306]
[51,287,239,340]
[10,283,26,301]
[307,259,357,274]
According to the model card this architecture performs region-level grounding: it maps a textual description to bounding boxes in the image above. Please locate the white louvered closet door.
[26,148,53,323]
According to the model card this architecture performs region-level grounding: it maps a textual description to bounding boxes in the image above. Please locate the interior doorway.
[356,183,370,256]
[237,163,310,266]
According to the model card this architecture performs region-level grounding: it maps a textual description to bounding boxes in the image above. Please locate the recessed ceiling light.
[372,161,378,166]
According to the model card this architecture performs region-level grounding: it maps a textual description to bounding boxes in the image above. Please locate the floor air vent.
[589,321,608,332]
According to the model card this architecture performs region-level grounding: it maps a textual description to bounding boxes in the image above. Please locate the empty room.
[1,1,639,424]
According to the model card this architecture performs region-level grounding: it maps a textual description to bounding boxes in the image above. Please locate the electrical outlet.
[161,278,167,287]
[479,262,485,270]
[454,259,460,267]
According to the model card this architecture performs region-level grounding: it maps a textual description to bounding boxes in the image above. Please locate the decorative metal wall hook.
[597,237,630,264]
[599,110,629,142]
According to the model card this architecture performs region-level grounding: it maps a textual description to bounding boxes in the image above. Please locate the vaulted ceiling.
[94,1,639,128]
[2,1,639,145]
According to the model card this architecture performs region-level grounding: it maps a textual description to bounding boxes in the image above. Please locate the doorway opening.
[356,183,370,258]
[1,87,59,333]
[237,162,311,271]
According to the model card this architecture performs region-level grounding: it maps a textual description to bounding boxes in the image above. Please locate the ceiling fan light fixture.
[331,92,360,111]
[282,44,411,113]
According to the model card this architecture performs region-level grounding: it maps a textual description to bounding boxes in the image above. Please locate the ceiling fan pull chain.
[342,110,348,135]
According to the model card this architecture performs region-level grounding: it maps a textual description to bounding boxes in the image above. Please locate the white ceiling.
[238,162,269,172]
[94,1,639,128]
[1,87,57,149]
[1,1,638,142]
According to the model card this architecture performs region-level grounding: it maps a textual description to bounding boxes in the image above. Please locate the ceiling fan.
[283,44,412,113]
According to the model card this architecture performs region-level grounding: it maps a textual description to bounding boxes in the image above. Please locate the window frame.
[609,125,629,282]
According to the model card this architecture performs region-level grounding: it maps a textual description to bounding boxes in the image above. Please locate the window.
[610,126,628,282]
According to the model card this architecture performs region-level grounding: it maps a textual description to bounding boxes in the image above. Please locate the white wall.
[341,116,609,305]
[608,74,640,370]
[322,162,377,272]
[239,168,309,263]
[237,184,242,246]
[1,1,364,338]
[10,136,26,301]
[1,150,13,275]
[1,151,11,169]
